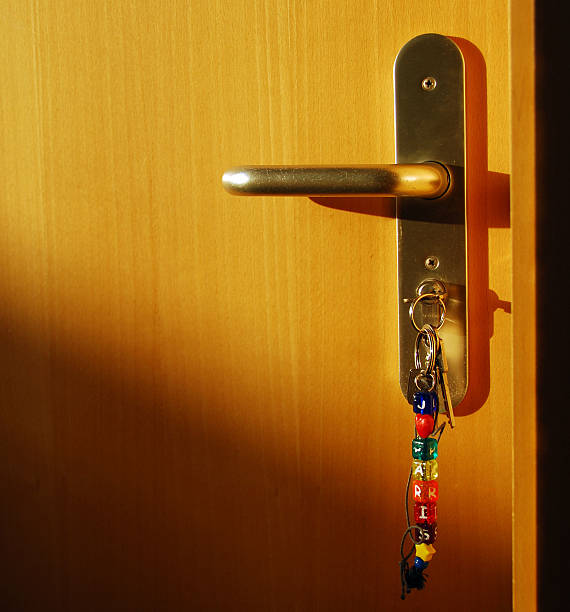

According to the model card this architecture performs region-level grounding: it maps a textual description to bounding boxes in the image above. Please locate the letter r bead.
[412,480,439,502]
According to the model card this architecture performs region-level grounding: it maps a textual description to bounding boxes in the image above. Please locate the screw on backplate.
[424,256,440,271]
[421,77,437,91]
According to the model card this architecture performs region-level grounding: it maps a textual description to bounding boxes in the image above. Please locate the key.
[434,336,456,428]
[435,337,454,427]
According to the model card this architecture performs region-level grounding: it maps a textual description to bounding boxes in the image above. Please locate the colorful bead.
[415,543,436,562]
[411,460,426,480]
[414,502,437,524]
[412,480,439,502]
[413,391,438,415]
[412,437,438,460]
[412,459,438,481]
[414,522,438,544]
[415,413,435,438]
[426,459,438,480]
[414,556,429,571]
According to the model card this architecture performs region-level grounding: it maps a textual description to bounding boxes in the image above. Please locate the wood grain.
[0,1,520,610]
[511,1,537,610]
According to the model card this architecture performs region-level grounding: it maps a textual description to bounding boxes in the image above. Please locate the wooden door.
[0,1,536,610]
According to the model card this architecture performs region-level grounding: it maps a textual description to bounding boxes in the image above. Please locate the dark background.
[535,3,569,609]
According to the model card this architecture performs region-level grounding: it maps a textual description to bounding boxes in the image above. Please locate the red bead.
[412,480,439,502]
[414,501,437,524]
[415,413,435,438]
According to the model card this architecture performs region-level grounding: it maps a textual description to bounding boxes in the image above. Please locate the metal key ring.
[414,371,436,392]
[414,324,438,376]
[409,292,446,332]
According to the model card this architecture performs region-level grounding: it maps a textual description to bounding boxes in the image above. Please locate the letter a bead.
[412,459,438,481]
[425,459,438,480]
[412,460,427,480]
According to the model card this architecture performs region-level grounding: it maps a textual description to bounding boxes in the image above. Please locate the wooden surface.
[0,1,520,610]
[511,2,537,610]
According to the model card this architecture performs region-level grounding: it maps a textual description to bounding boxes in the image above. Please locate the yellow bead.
[426,459,438,480]
[412,460,426,480]
[411,459,438,481]
[415,543,436,562]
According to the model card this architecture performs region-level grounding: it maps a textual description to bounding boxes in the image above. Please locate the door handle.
[222,162,450,198]
[221,33,467,406]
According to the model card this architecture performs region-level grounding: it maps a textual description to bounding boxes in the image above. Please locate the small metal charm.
[407,368,432,404]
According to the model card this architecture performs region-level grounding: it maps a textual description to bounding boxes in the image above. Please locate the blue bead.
[414,556,429,571]
[413,391,438,415]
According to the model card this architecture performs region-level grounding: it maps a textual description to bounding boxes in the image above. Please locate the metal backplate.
[395,34,467,405]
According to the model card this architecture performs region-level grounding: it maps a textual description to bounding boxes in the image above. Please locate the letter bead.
[414,522,438,544]
[413,390,438,415]
[412,437,438,460]
[412,480,439,502]
[414,501,437,524]
[411,459,438,481]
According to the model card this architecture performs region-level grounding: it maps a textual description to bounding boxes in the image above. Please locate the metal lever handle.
[222,162,450,198]
[221,34,467,404]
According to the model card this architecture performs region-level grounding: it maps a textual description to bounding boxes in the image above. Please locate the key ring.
[414,370,435,392]
[413,324,438,392]
[414,324,438,377]
[409,292,446,332]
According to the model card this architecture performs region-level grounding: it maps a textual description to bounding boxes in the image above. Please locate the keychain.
[399,293,455,599]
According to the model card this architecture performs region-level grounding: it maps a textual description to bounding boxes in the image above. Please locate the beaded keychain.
[399,294,456,599]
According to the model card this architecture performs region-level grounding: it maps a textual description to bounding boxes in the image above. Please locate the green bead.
[412,437,438,461]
